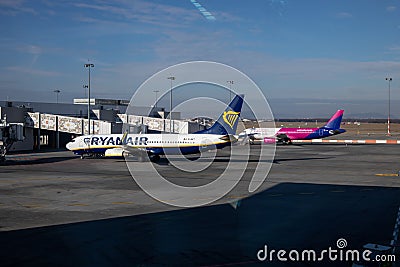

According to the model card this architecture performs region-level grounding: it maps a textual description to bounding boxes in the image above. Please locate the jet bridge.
[0,116,24,162]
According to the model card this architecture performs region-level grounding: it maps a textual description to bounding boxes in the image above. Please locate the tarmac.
[0,144,399,266]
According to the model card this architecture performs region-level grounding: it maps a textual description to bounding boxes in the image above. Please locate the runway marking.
[299,192,315,195]
[22,204,42,208]
[375,173,399,177]
[293,139,400,144]
[331,190,345,193]
[111,202,135,205]
[68,203,89,206]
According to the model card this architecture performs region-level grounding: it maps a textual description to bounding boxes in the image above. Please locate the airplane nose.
[66,142,72,150]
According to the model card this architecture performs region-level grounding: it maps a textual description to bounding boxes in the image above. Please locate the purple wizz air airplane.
[238,110,346,144]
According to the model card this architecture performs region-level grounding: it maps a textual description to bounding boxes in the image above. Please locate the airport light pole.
[227,80,234,102]
[167,76,175,133]
[153,90,159,109]
[386,77,392,136]
[83,85,88,99]
[53,90,60,104]
[84,63,94,135]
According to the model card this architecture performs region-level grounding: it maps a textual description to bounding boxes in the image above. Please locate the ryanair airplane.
[66,94,244,162]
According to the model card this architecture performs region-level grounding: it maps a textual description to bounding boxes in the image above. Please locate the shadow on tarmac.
[121,156,333,165]
[0,183,399,267]
[3,156,76,166]
[273,156,334,164]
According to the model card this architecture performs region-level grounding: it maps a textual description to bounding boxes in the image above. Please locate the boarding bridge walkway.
[26,112,202,135]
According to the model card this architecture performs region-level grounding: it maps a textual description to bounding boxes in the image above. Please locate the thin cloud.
[336,12,353,19]
[16,44,42,55]
[386,6,397,12]
[388,45,400,51]
[0,0,37,15]
[12,43,42,66]
[5,66,62,77]
[264,58,400,79]
[383,46,400,60]
[72,1,201,27]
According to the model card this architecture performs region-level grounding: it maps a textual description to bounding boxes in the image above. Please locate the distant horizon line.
[1,99,398,120]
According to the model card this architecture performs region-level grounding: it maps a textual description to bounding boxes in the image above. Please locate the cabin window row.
[147,141,195,144]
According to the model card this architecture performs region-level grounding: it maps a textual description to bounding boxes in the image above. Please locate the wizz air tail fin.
[195,94,244,135]
[323,110,344,129]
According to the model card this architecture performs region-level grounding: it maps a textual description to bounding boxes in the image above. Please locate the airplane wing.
[118,131,154,159]
[121,145,148,154]
[120,144,159,162]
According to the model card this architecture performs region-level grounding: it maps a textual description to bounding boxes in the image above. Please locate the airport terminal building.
[0,99,205,153]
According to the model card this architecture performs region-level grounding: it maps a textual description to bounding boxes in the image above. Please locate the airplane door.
[318,129,324,137]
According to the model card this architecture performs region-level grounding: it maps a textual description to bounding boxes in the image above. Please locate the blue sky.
[1,0,400,117]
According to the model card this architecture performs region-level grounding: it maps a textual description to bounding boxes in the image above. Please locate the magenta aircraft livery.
[239,110,345,144]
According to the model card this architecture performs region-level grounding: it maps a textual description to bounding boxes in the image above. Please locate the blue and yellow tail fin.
[195,94,244,135]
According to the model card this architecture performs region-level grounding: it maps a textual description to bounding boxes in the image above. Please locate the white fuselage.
[238,128,281,140]
[66,133,230,156]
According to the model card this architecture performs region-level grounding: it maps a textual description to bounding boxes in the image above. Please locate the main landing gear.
[80,153,104,159]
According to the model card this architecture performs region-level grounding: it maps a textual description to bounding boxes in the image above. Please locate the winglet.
[121,131,128,145]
